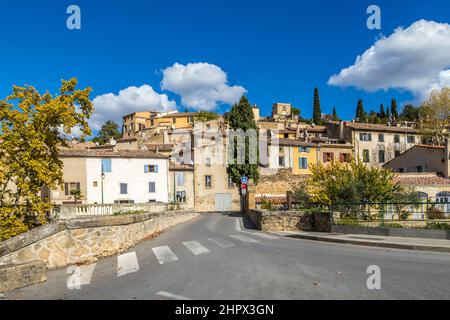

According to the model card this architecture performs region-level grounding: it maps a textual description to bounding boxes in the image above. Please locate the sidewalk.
[269,230,450,253]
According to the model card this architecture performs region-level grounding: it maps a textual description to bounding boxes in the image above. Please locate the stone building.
[326,121,422,167]
[168,161,195,209]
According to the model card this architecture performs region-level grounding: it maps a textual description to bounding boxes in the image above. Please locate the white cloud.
[161,62,246,110]
[328,20,450,102]
[90,85,176,131]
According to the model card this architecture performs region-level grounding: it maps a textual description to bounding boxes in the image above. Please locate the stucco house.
[49,149,169,205]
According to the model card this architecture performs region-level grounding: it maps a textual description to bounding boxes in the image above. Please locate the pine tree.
[355,99,366,122]
[379,104,386,119]
[332,107,338,121]
[313,88,322,124]
[226,96,260,191]
[391,99,398,120]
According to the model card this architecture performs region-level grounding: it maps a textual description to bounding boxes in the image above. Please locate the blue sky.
[1,0,450,134]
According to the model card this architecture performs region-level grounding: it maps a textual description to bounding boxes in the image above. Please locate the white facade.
[85,157,169,204]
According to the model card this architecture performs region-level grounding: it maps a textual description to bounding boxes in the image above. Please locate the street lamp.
[101,164,105,204]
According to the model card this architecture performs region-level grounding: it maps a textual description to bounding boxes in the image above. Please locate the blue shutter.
[154,165,159,173]
[102,159,112,173]
[144,165,149,173]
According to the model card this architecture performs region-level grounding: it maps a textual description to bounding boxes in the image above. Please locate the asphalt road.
[5,212,450,300]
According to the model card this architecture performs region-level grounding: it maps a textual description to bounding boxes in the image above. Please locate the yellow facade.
[147,113,196,129]
[291,145,317,175]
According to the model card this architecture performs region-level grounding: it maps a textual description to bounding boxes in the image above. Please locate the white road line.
[230,234,260,243]
[183,241,210,255]
[235,218,242,231]
[156,291,193,300]
[208,237,235,248]
[152,246,179,264]
[244,232,278,240]
[117,252,140,277]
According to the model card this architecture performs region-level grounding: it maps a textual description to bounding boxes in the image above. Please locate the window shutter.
[331,153,335,161]
[323,153,327,163]
[76,182,80,191]
[340,153,344,162]
[144,165,148,173]
[64,182,69,195]
[155,165,159,173]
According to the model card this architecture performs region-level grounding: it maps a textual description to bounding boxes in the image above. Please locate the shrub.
[427,206,445,220]
[427,222,450,230]
[260,196,275,211]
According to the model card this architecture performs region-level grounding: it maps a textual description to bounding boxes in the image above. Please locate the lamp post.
[101,164,105,204]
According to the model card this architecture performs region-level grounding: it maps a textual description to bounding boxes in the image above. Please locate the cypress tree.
[386,107,391,120]
[226,95,259,191]
[355,99,366,122]
[313,88,322,124]
[379,104,386,119]
[332,107,338,121]
[391,99,398,120]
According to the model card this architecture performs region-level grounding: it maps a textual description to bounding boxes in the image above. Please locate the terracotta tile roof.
[255,195,287,204]
[116,138,138,143]
[144,144,173,152]
[343,121,421,133]
[394,174,450,186]
[59,149,169,159]
[415,144,445,150]
[271,138,316,147]
[169,161,194,171]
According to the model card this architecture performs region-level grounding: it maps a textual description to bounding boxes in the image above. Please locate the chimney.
[445,138,450,178]
[339,120,344,140]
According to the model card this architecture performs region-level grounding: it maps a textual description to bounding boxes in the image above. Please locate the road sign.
[241,183,247,190]
[241,176,248,184]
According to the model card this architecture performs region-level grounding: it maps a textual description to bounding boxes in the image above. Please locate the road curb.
[282,233,450,254]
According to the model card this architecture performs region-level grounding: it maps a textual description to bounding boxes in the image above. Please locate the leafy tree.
[390,187,422,220]
[194,111,219,122]
[419,87,450,145]
[0,78,93,241]
[332,107,338,121]
[306,160,402,219]
[70,189,83,204]
[92,120,121,144]
[355,99,367,122]
[226,96,259,192]
[291,107,300,117]
[399,104,420,122]
[379,104,386,119]
[391,99,399,120]
[312,88,322,124]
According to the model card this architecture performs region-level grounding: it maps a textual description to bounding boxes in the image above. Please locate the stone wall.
[0,211,198,269]
[256,169,307,196]
[247,209,331,232]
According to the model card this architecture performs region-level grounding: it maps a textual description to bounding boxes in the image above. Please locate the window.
[64,182,80,195]
[340,153,351,163]
[205,176,212,188]
[149,182,156,193]
[144,164,159,173]
[228,177,234,188]
[205,157,211,167]
[284,133,289,138]
[173,118,177,124]
[378,134,384,142]
[395,150,401,158]
[397,168,405,173]
[114,200,134,204]
[394,134,400,143]
[407,135,415,143]
[120,183,128,194]
[362,150,370,163]
[323,152,334,163]
[93,181,98,187]
[298,157,308,169]
[416,166,424,173]
[359,133,372,141]
[176,172,185,186]
[176,191,186,203]
[101,159,112,173]
[378,150,385,163]
[298,147,309,153]
[279,156,285,166]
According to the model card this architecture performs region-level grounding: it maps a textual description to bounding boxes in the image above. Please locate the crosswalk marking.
[117,252,140,277]
[230,234,260,243]
[156,291,193,300]
[183,241,210,255]
[242,231,278,240]
[152,245,179,264]
[208,237,235,248]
